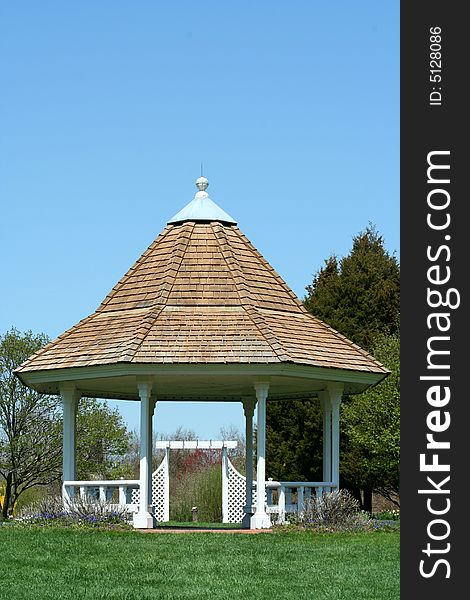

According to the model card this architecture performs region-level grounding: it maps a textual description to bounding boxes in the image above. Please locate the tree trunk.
[1,472,12,520]
[363,487,373,513]
[347,485,363,508]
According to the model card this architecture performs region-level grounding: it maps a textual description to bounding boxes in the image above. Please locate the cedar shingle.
[16,221,387,375]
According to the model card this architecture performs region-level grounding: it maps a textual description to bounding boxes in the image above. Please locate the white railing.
[62,476,337,525]
[264,480,337,523]
[63,480,140,512]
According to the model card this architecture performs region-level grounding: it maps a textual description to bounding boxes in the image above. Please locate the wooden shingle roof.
[16,180,387,379]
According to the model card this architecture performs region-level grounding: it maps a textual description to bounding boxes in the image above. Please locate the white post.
[328,383,344,490]
[118,485,126,506]
[63,484,71,506]
[148,396,157,508]
[133,378,155,529]
[242,397,255,528]
[318,391,332,489]
[60,384,80,507]
[163,446,170,521]
[221,446,229,523]
[251,382,271,529]
[278,485,286,524]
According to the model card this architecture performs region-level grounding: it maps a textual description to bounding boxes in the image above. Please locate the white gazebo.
[16,176,388,529]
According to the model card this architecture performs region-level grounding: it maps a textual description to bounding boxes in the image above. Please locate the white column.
[118,484,126,506]
[60,384,80,506]
[147,396,157,507]
[328,383,344,490]
[133,378,155,529]
[221,446,229,523]
[318,391,332,487]
[163,446,170,521]
[251,382,271,529]
[278,485,286,524]
[242,397,255,528]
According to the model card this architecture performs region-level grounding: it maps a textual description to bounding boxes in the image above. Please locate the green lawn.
[0,526,399,599]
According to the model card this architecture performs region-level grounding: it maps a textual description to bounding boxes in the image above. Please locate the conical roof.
[16,178,387,384]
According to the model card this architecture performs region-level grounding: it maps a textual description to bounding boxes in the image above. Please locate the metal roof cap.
[168,176,236,224]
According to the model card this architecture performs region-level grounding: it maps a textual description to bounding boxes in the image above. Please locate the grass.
[0,526,399,599]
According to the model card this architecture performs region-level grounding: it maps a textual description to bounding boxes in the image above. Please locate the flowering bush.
[15,495,132,529]
[287,490,399,532]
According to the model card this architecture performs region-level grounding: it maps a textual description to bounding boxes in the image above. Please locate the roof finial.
[167,175,236,224]
[195,175,209,192]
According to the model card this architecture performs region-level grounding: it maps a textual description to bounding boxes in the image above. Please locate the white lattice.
[131,486,139,505]
[151,455,168,521]
[226,457,246,523]
[129,452,169,521]
[224,457,263,523]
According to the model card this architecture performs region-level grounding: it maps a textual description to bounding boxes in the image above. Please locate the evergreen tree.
[266,399,322,482]
[267,225,400,509]
[304,224,399,351]
[341,329,400,506]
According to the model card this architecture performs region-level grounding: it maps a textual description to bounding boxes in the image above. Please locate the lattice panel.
[131,487,139,505]
[129,456,168,521]
[225,458,266,523]
[226,458,246,523]
[152,458,167,521]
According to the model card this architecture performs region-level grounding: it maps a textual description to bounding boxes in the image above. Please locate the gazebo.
[15,176,388,529]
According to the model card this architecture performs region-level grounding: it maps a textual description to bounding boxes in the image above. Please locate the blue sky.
[0,1,399,439]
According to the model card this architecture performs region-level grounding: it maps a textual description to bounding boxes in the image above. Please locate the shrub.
[301,490,364,529]
[287,490,363,531]
[284,489,399,533]
[15,494,131,528]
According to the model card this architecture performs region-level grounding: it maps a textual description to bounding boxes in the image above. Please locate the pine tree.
[304,224,399,351]
[267,225,400,510]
